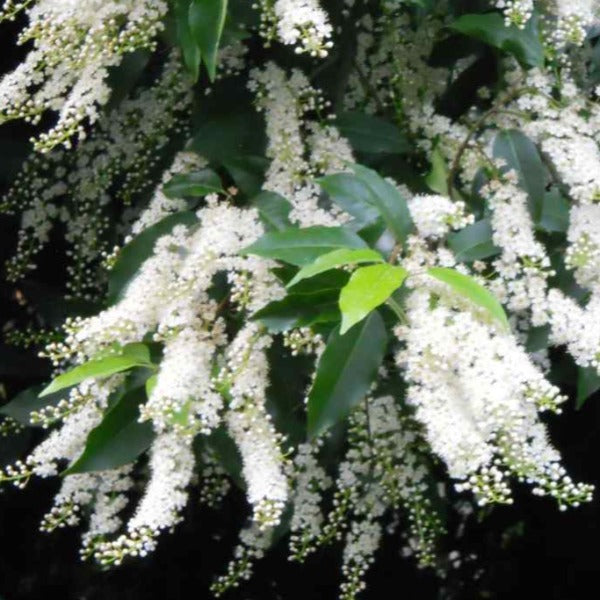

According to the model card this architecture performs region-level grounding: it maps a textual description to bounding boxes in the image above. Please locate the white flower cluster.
[408,194,474,240]
[546,289,600,370]
[546,0,599,45]
[1,53,191,300]
[221,324,289,528]
[250,62,353,227]
[0,377,120,486]
[496,0,534,27]
[94,432,195,564]
[397,284,592,508]
[0,0,168,151]
[40,466,133,559]
[256,0,333,57]
[128,151,206,240]
[288,440,332,560]
[484,173,552,326]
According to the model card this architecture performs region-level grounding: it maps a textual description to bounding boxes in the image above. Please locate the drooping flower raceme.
[0,0,168,151]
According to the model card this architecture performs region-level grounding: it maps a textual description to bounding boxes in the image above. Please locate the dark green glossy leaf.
[242,226,368,266]
[206,427,244,488]
[307,311,387,438]
[525,325,550,353]
[334,112,410,155]
[222,155,268,196]
[350,164,414,243]
[538,188,570,233]
[251,191,293,232]
[163,169,223,198]
[0,385,65,426]
[108,211,198,304]
[317,173,380,229]
[253,291,340,332]
[189,0,228,81]
[493,130,546,220]
[64,386,154,474]
[450,12,544,69]
[447,219,501,262]
[576,366,600,410]
[189,106,266,161]
[175,0,201,81]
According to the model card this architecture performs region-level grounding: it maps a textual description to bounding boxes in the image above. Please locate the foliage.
[0,1,599,599]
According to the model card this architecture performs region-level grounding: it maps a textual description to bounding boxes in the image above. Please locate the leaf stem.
[386,297,408,324]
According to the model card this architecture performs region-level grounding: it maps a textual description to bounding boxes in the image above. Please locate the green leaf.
[189,0,228,81]
[145,374,158,397]
[189,108,266,162]
[350,164,414,243]
[334,112,410,155]
[0,385,65,426]
[576,366,600,410]
[108,211,198,304]
[163,168,223,198]
[317,173,380,229]
[427,267,510,331]
[493,130,546,221]
[307,311,387,438]
[538,188,570,233]
[40,343,153,397]
[64,386,155,474]
[206,427,244,488]
[450,12,544,69]
[242,226,368,266]
[447,219,501,262]
[525,325,550,353]
[287,248,384,288]
[251,191,293,231]
[339,264,408,334]
[253,291,340,332]
[175,0,202,81]
[222,155,268,197]
[425,146,449,196]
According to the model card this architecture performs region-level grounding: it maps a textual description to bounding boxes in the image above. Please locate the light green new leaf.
[339,264,408,334]
[425,146,449,196]
[64,386,155,474]
[40,343,153,397]
[287,248,384,288]
[145,374,158,397]
[189,0,228,81]
[242,226,368,266]
[307,311,387,438]
[427,267,510,331]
